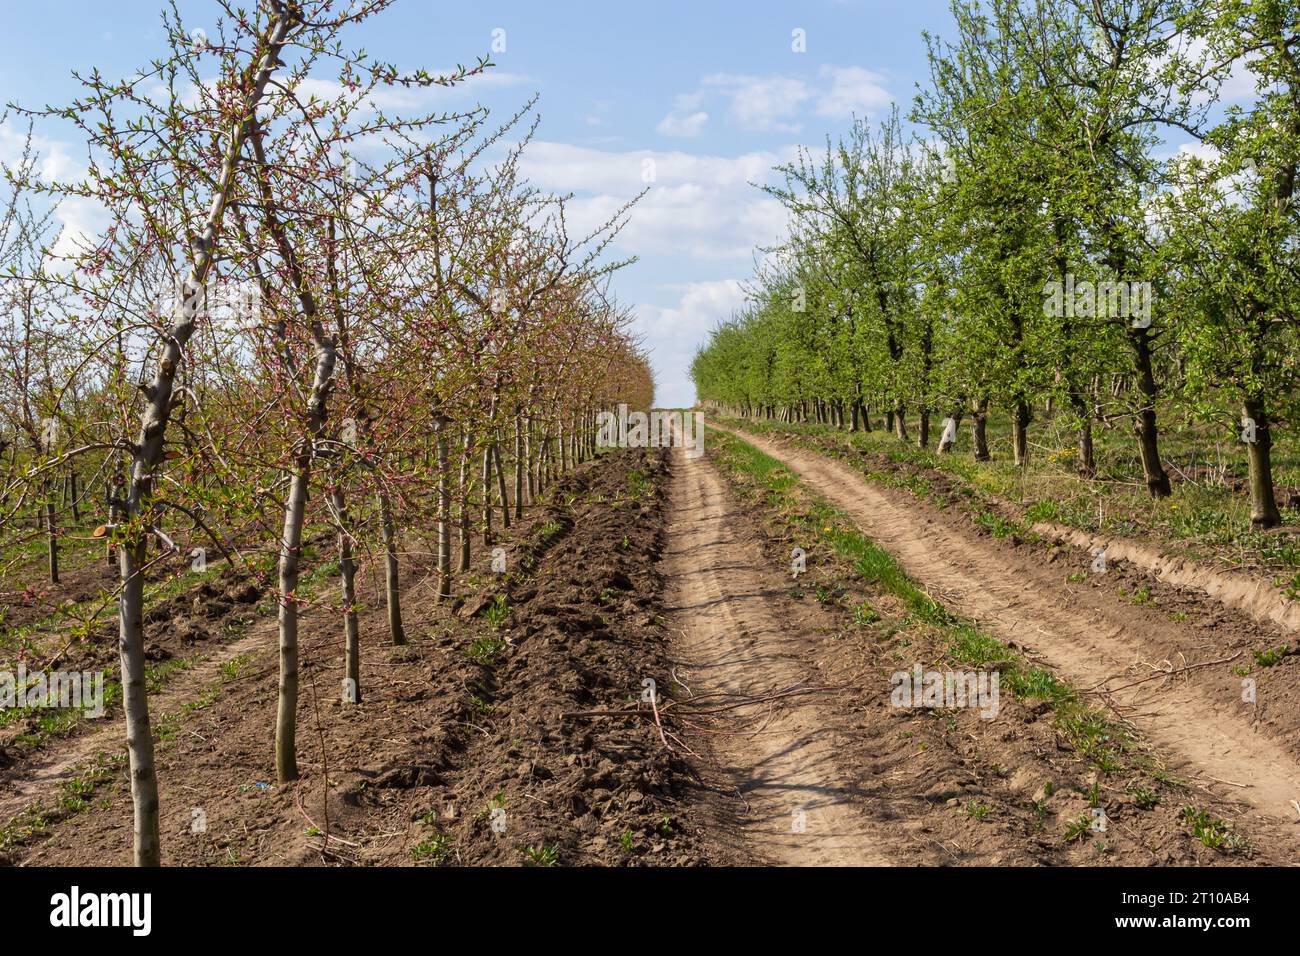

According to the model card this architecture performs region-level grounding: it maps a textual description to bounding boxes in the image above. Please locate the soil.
[1,448,724,867]
[713,423,1300,859]
[4,424,1295,867]
[661,448,895,865]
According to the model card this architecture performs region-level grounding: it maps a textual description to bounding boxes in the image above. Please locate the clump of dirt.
[4,448,722,867]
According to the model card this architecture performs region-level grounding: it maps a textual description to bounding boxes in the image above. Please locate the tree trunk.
[1012,400,1031,467]
[331,487,361,703]
[1129,326,1171,497]
[526,417,537,502]
[254,158,339,786]
[378,488,405,645]
[118,539,160,867]
[274,334,338,785]
[937,408,963,454]
[493,442,511,529]
[971,397,990,461]
[107,475,123,567]
[116,7,293,861]
[1068,393,1096,479]
[482,439,494,545]
[1244,397,1281,529]
[275,448,310,783]
[436,421,452,601]
[458,429,472,573]
[45,489,58,584]
[513,414,524,520]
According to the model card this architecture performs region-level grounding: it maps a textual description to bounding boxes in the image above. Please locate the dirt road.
[713,424,1300,851]
[660,445,895,865]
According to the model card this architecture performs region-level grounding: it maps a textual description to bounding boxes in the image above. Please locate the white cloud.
[703,73,811,132]
[49,195,110,263]
[636,280,750,406]
[658,65,894,135]
[814,65,891,118]
[656,110,709,137]
[509,139,786,405]
[1175,37,1261,107]
[514,141,790,261]
[289,69,531,115]
[1175,141,1221,164]
[1218,60,1260,102]
[0,124,86,185]
[517,140,791,193]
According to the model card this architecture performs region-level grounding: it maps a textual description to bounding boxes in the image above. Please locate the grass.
[221,654,252,682]
[1126,782,1160,809]
[1251,644,1293,668]
[0,676,124,750]
[627,469,653,500]
[722,414,1300,591]
[465,635,507,666]
[1182,805,1252,851]
[482,595,510,629]
[522,843,559,866]
[410,832,455,865]
[0,752,122,852]
[1064,814,1094,842]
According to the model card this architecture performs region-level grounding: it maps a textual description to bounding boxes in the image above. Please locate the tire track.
[661,445,895,865]
[716,424,1300,849]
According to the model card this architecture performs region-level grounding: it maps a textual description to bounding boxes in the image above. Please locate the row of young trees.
[692,0,1300,527]
[1,0,652,865]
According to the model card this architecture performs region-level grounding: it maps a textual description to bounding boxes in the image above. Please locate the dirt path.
[660,445,894,865]
[0,618,276,826]
[715,424,1300,849]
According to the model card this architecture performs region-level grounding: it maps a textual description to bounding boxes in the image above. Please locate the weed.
[1252,644,1292,668]
[1182,806,1251,851]
[466,635,507,666]
[411,832,455,865]
[522,844,559,866]
[1064,815,1092,842]
[483,595,510,629]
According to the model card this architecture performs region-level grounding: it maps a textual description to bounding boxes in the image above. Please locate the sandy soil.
[661,444,894,864]
[715,424,1300,854]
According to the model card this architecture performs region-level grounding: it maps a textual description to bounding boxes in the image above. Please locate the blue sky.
[0,0,1145,405]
